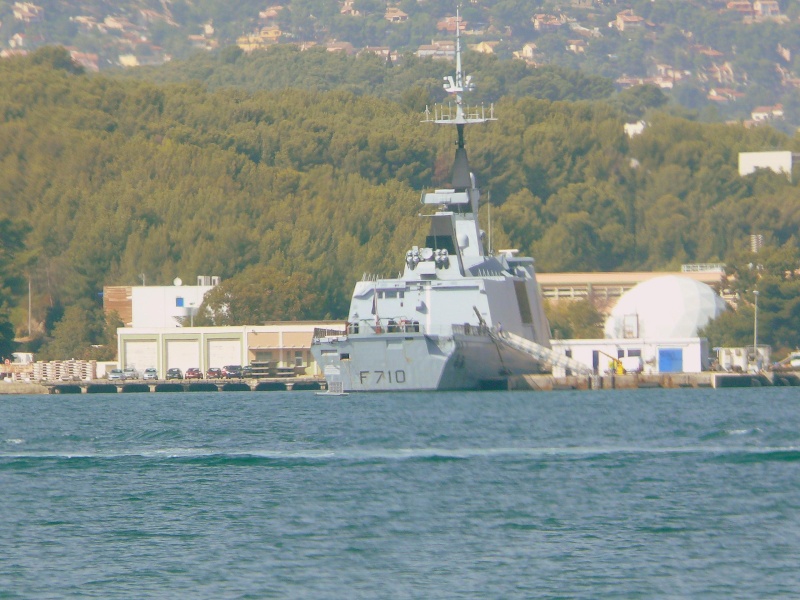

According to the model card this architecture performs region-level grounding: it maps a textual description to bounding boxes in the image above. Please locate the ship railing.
[423,103,496,124]
[451,323,492,337]
[351,318,423,335]
[312,327,347,343]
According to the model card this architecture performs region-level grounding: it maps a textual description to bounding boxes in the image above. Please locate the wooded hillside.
[1,47,799,359]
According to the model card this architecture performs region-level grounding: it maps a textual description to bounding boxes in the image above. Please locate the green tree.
[545,299,604,340]
[39,301,112,360]
[0,218,28,359]
[198,264,321,324]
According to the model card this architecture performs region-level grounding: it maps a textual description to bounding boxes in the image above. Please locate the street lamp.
[753,290,759,371]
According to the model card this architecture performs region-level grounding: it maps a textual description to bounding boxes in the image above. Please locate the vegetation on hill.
[1,47,799,359]
[123,45,617,106]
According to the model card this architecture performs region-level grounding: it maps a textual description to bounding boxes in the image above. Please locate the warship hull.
[312,328,548,392]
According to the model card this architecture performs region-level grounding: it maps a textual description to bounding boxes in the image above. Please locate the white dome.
[604,275,727,339]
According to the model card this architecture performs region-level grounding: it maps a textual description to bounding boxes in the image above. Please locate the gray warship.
[312,27,558,391]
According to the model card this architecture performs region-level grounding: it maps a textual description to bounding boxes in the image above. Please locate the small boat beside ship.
[312,25,563,391]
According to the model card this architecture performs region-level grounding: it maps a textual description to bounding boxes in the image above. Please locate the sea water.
[1,388,798,599]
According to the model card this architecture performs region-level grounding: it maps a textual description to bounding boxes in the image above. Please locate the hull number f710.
[360,370,407,384]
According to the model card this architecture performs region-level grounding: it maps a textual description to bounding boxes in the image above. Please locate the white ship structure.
[312,24,564,391]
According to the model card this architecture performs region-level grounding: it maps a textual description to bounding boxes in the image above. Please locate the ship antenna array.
[421,7,496,138]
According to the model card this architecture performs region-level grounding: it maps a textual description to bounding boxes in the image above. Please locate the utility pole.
[753,290,759,371]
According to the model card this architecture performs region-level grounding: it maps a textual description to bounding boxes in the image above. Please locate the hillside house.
[69,50,99,72]
[751,104,783,121]
[469,41,497,54]
[709,62,736,84]
[566,39,586,54]
[416,40,455,60]
[689,45,723,61]
[340,1,360,16]
[260,26,282,42]
[259,6,284,24]
[13,2,43,23]
[384,7,408,23]
[707,88,745,103]
[754,0,780,17]
[9,33,26,48]
[437,16,466,33]
[237,33,266,52]
[533,14,563,32]
[104,16,135,31]
[326,41,355,55]
[726,1,754,16]
[0,49,28,58]
[71,16,98,31]
[614,10,644,32]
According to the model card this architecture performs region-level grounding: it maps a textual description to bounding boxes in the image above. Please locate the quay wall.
[2,373,796,395]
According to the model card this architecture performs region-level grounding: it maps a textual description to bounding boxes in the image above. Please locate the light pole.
[753,290,759,371]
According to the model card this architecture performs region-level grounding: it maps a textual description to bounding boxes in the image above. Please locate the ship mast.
[423,9,495,206]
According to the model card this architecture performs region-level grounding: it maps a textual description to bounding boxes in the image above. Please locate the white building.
[551,337,709,375]
[551,276,726,375]
[104,276,220,328]
[117,322,344,377]
[132,279,216,328]
[738,150,796,181]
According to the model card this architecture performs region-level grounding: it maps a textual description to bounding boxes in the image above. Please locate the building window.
[295,350,305,367]
[628,349,641,357]
[254,351,273,363]
[176,297,184,307]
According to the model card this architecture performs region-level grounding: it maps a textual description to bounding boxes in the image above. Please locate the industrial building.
[117,322,344,378]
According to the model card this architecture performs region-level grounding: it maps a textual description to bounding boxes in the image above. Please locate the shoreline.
[0,382,49,395]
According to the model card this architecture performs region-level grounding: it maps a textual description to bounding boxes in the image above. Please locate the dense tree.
[545,299,604,340]
[3,50,800,357]
[197,265,322,324]
[0,218,28,360]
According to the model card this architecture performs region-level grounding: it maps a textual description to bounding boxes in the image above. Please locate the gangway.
[493,330,594,376]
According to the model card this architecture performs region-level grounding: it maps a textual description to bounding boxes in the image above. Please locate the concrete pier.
[517,371,798,391]
[39,378,325,394]
[4,372,797,395]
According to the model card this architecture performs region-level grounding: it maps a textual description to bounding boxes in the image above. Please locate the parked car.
[108,368,125,381]
[222,365,242,379]
[142,368,159,380]
[185,367,203,380]
[123,367,139,380]
[206,367,222,379]
[165,368,183,380]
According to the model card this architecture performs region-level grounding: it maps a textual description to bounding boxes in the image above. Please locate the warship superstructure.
[311,24,553,391]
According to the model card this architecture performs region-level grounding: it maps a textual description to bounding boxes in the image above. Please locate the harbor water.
[2,388,799,598]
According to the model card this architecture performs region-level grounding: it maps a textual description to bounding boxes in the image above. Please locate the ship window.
[340,353,350,360]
